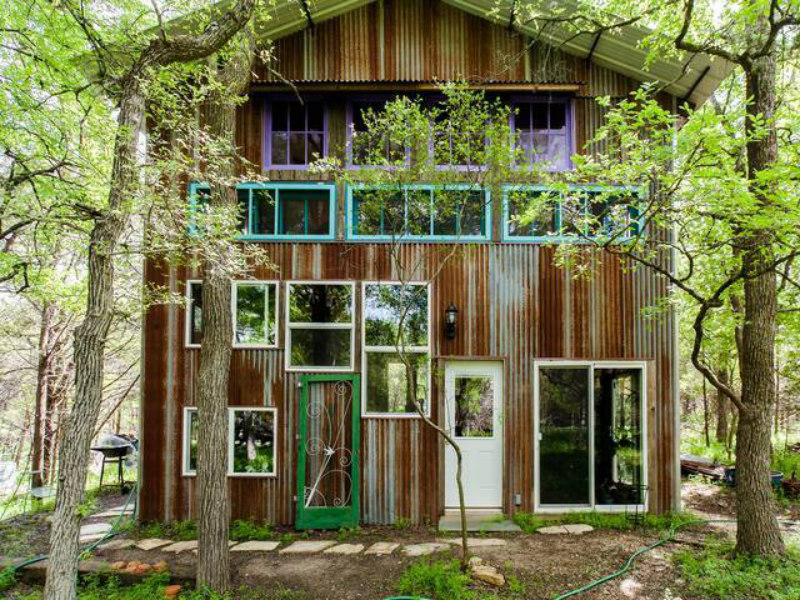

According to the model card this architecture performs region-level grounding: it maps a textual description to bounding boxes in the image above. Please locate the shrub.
[675,542,800,600]
[229,520,275,542]
[0,567,16,592]
[511,512,546,533]
[395,559,474,600]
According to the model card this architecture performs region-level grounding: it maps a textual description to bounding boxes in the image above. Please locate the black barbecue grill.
[91,435,137,494]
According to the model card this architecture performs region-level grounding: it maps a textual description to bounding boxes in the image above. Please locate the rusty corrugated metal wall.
[139,0,680,525]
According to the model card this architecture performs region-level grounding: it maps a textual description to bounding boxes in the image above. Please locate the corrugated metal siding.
[140,244,677,524]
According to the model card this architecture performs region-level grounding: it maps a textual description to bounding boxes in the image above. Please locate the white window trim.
[232,280,280,349]
[181,406,197,477]
[184,280,203,349]
[227,406,278,478]
[285,280,356,372]
[361,281,432,418]
[533,359,648,514]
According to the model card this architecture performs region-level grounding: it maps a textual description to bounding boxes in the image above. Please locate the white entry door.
[444,361,503,509]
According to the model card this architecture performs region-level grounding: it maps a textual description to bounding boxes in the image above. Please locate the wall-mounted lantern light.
[445,303,458,340]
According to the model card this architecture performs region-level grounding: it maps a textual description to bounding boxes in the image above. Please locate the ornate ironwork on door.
[296,374,360,529]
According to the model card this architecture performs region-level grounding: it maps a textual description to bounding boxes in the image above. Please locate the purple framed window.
[346,97,409,168]
[264,98,327,169]
[512,98,573,171]
[430,101,487,170]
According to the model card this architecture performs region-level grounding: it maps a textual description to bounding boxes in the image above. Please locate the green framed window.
[285,281,355,372]
[346,184,491,241]
[188,182,336,241]
[182,407,198,476]
[228,407,277,477]
[361,282,431,416]
[185,280,203,347]
[502,185,643,242]
[233,281,278,348]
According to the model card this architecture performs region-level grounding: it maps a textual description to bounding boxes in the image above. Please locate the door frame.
[295,373,361,530]
[533,359,648,514]
[443,360,504,510]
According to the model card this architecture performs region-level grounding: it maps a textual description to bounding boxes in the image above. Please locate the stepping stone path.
[79,522,112,543]
[537,524,594,535]
[364,542,399,555]
[162,541,198,553]
[279,540,337,554]
[231,541,280,552]
[402,542,449,557]
[324,543,364,555]
[437,537,507,547]
[100,539,136,551]
[95,506,135,518]
[135,538,172,551]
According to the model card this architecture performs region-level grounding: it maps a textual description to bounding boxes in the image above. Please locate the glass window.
[287,283,354,371]
[514,101,571,171]
[350,186,488,240]
[234,282,277,347]
[454,376,494,437]
[505,189,559,238]
[183,407,198,475]
[228,408,277,476]
[349,99,407,166]
[268,100,326,167]
[186,281,203,346]
[432,105,486,167]
[363,283,430,416]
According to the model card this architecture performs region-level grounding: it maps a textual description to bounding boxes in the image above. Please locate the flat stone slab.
[80,523,112,536]
[95,507,134,518]
[324,543,364,555]
[364,542,400,555]
[192,541,238,554]
[79,534,107,543]
[402,543,449,557]
[99,539,136,551]
[279,541,337,554]
[438,515,521,532]
[162,541,198,553]
[231,541,280,552]
[437,537,507,547]
[135,539,172,551]
[538,524,594,535]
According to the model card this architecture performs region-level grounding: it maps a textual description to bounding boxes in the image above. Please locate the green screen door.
[296,374,360,530]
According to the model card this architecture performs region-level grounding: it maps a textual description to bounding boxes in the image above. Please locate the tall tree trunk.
[195,36,254,594]
[32,302,57,489]
[715,369,729,444]
[734,51,785,557]
[44,4,255,597]
[702,373,710,447]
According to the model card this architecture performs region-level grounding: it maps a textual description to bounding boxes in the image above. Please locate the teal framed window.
[188,182,336,241]
[345,184,491,241]
[502,185,644,242]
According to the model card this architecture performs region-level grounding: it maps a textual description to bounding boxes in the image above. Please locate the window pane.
[515,104,531,130]
[507,191,558,237]
[271,132,288,164]
[546,135,568,169]
[531,133,549,161]
[235,284,274,345]
[289,103,305,131]
[407,188,431,236]
[308,132,323,161]
[550,103,566,130]
[252,189,276,235]
[279,190,307,234]
[307,102,324,131]
[353,189,382,235]
[231,410,275,475]
[306,190,330,235]
[594,368,644,505]
[188,282,203,345]
[455,376,493,437]
[539,367,590,505]
[187,410,198,472]
[366,352,429,413]
[531,104,548,130]
[289,284,352,323]
[459,191,485,237]
[364,284,428,347]
[237,188,250,234]
[272,102,288,132]
[381,191,405,236]
[289,133,306,165]
[289,328,351,368]
[432,189,458,236]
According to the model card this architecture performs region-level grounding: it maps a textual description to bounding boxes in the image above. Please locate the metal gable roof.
[254,0,732,106]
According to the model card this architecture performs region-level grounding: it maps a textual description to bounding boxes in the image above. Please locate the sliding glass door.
[535,362,646,511]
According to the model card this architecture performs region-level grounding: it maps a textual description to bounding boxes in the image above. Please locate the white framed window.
[228,407,278,477]
[233,281,279,348]
[361,282,431,417]
[184,280,203,348]
[533,360,648,513]
[182,407,198,476]
[285,281,355,372]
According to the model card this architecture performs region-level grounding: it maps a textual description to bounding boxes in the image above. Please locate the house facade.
[138,0,728,527]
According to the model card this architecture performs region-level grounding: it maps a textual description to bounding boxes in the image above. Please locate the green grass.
[395,558,474,600]
[126,519,198,541]
[512,510,700,533]
[511,512,548,533]
[229,520,275,542]
[392,517,412,530]
[675,542,800,600]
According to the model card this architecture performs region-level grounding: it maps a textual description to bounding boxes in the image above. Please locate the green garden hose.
[8,483,137,575]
